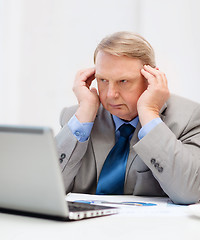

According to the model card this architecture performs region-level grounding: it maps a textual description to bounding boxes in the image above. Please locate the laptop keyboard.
[67,201,113,212]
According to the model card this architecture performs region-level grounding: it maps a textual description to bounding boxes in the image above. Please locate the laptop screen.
[0,125,69,219]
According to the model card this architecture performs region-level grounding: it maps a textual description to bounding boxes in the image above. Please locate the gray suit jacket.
[55,94,200,204]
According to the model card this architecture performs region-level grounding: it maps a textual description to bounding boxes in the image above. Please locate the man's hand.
[73,68,100,123]
[137,65,170,126]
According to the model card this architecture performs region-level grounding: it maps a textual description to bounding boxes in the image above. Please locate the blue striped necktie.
[96,124,135,195]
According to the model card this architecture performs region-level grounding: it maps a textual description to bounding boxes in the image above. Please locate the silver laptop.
[0,125,118,221]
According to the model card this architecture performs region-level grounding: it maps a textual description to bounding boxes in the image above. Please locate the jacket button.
[154,162,160,169]
[151,158,156,164]
[158,167,163,172]
[59,153,66,163]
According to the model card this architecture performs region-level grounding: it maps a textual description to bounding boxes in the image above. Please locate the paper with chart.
[66,193,191,217]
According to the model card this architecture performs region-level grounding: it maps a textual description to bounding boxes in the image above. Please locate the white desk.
[1,195,200,240]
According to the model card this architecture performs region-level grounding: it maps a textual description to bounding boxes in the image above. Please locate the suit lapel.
[125,121,141,180]
[91,105,115,182]
[160,102,167,121]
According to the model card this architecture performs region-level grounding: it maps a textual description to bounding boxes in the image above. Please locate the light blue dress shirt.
[112,115,139,141]
[68,114,162,142]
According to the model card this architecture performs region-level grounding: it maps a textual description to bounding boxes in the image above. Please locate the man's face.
[95,51,148,121]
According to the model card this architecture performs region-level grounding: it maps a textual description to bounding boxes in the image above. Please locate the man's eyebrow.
[95,74,109,80]
[95,74,103,78]
[95,73,140,80]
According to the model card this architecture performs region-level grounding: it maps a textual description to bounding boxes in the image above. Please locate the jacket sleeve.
[55,107,90,193]
[133,104,200,204]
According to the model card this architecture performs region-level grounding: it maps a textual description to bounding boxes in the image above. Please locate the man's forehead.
[95,51,143,80]
[95,70,141,80]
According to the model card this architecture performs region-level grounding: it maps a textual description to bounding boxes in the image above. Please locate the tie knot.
[119,124,135,138]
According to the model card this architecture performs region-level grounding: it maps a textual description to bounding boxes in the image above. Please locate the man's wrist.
[76,103,99,123]
[138,108,160,127]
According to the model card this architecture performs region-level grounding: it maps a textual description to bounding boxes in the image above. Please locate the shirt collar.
[112,115,139,132]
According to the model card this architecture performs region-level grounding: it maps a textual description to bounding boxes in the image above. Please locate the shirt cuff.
[138,117,162,140]
[67,114,94,142]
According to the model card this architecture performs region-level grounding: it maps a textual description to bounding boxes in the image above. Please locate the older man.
[56,32,200,204]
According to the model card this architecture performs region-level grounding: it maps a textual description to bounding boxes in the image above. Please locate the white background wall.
[0,0,200,134]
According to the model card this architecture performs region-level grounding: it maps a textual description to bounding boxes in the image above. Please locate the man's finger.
[141,68,157,85]
[143,65,168,86]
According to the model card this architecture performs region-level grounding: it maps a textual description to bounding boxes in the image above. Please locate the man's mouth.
[108,104,123,109]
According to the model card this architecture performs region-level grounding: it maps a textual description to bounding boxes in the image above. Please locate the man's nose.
[107,84,118,98]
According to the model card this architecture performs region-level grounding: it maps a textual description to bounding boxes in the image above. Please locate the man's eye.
[120,80,127,83]
[101,79,107,82]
